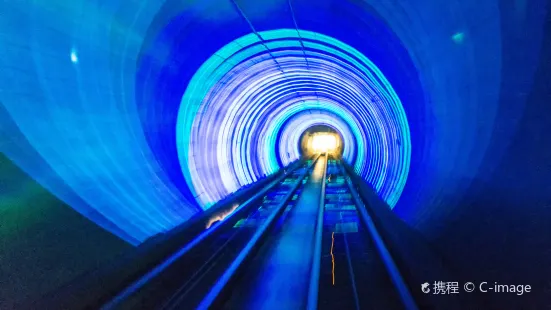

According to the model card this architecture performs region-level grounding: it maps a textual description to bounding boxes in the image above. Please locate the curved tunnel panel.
[0,0,548,249]
[176,29,410,209]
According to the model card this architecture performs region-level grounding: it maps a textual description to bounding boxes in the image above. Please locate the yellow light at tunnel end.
[311,133,339,153]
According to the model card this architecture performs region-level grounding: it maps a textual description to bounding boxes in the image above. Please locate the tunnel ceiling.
[0,0,547,244]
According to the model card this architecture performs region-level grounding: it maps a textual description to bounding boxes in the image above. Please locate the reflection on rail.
[206,204,240,229]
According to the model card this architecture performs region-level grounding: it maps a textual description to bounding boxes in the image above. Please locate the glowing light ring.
[177,29,410,208]
[259,100,364,167]
[277,110,356,166]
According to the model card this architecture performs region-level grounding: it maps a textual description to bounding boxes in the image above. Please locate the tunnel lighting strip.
[177,29,410,210]
[1,27,411,245]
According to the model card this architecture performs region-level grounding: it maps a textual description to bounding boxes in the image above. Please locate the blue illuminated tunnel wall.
[174,29,410,208]
[0,0,548,247]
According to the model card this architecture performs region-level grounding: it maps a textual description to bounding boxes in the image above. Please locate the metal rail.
[102,156,318,309]
[307,152,328,310]
[343,166,419,310]
[195,156,320,309]
[106,156,419,310]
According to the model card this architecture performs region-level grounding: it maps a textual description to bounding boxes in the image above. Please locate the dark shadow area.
[422,4,551,308]
[434,179,551,308]
[0,154,132,308]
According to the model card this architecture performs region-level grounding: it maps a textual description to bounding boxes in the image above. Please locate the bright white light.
[312,134,337,152]
[70,50,78,63]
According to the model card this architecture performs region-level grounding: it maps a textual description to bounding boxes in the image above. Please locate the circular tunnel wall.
[0,0,444,244]
[0,0,547,246]
[174,29,411,209]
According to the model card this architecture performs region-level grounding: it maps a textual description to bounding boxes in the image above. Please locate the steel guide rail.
[194,158,416,310]
[313,159,411,309]
[317,158,362,310]
[194,156,321,310]
[103,156,319,309]
[342,163,419,310]
[307,152,328,310]
[105,155,418,310]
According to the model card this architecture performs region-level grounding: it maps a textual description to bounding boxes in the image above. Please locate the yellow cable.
[331,232,335,285]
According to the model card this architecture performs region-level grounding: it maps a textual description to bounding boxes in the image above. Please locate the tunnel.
[0,0,550,308]
[299,125,344,158]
